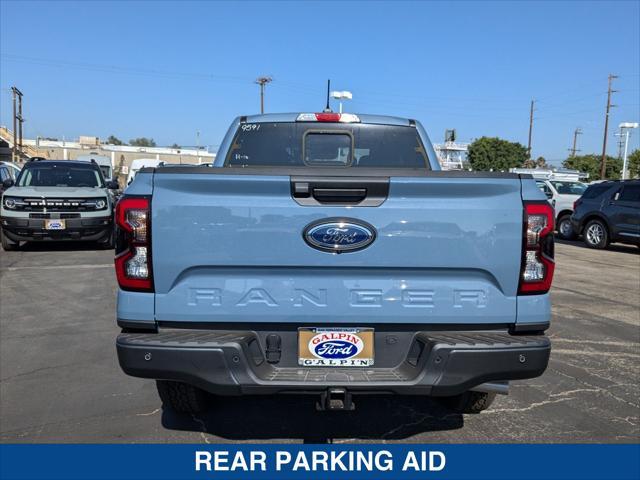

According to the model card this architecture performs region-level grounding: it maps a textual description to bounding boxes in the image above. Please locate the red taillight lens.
[315,113,341,122]
[519,202,555,295]
[114,196,153,292]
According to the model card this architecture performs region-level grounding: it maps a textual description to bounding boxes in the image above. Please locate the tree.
[535,156,548,168]
[626,149,640,179]
[170,143,181,149]
[129,137,156,147]
[562,154,622,180]
[106,135,124,146]
[522,156,547,169]
[467,136,528,171]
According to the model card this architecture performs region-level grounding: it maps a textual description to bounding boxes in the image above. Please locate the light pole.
[330,90,353,113]
[619,122,639,180]
[255,76,273,114]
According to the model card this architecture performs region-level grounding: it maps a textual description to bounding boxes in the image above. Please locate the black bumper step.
[116,329,550,397]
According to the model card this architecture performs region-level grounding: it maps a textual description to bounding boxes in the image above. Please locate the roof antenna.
[323,79,332,112]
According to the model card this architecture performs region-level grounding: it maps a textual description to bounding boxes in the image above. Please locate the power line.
[1,53,254,84]
[5,53,637,119]
[600,74,618,179]
[536,91,607,110]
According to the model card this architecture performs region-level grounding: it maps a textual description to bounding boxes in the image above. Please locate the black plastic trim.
[116,329,550,397]
[291,176,390,207]
[118,319,158,331]
[149,166,523,178]
[510,322,550,333]
[155,321,515,332]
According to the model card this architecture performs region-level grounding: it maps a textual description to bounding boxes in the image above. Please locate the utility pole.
[12,89,16,162]
[569,127,582,157]
[615,127,625,159]
[11,86,24,163]
[195,130,200,165]
[527,100,535,158]
[600,74,618,179]
[255,76,272,114]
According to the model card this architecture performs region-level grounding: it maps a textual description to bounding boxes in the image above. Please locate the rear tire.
[556,214,575,240]
[583,219,608,249]
[440,391,496,414]
[156,380,210,414]
[1,228,18,251]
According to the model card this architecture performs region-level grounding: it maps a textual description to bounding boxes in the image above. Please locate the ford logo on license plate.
[299,328,374,367]
[303,218,376,253]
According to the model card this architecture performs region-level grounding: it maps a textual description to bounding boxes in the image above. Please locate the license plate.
[44,219,66,230]
[298,328,374,367]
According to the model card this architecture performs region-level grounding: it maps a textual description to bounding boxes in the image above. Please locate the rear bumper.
[1,216,112,242]
[116,329,550,397]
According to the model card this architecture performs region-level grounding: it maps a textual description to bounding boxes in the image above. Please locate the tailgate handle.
[312,188,367,203]
[290,176,390,207]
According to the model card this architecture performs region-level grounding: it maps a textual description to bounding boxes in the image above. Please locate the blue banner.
[1,444,638,480]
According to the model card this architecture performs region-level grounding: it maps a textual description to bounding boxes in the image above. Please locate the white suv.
[535,179,588,240]
[0,159,119,250]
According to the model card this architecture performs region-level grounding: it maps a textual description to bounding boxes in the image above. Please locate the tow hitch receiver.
[317,388,355,411]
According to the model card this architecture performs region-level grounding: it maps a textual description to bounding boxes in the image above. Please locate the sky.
[1,0,639,164]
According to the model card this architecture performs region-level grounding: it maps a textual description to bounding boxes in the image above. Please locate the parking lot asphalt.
[0,241,638,444]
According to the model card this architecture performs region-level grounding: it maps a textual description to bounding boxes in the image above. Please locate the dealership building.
[0,127,216,184]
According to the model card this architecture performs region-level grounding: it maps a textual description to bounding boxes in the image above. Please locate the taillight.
[114,196,153,292]
[296,113,361,123]
[573,199,580,210]
[315,112,341,122]
[519,201,555,295]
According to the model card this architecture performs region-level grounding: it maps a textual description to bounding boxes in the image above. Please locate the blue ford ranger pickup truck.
[115,112,554,414]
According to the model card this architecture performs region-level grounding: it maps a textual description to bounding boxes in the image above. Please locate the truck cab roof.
[238,112,415,127]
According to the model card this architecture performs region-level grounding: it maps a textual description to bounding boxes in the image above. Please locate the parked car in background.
[0,161,21,196]
[509,168,588,240]
[76,154,115,181]
[126,158,164,185]
[0,159,119,250]
[0,161,22,183]
[571,180,640,249]
[534,179,587,240]
[76,154,123,203]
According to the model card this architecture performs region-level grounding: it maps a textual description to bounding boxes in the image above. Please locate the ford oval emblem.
[309,333,364,360]
[303,218,376,253]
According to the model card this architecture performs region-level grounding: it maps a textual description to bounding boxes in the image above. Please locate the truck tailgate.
[151,172,523,325]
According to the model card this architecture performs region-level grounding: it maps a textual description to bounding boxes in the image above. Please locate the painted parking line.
[3,264,113,272]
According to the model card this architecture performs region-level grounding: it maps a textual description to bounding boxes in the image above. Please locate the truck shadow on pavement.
[161,395,463,443]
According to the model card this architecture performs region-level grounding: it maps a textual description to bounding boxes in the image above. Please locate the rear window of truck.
[225,123,429,168]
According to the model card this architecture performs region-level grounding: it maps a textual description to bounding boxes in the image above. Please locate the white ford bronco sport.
[0,159,118,250]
